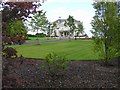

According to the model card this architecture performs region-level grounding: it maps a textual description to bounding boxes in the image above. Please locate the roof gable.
[54,19,80,23]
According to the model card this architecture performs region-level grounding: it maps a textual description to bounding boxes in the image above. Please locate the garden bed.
[2,57,119,89]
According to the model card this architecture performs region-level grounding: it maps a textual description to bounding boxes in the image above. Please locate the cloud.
[46,8,70,21]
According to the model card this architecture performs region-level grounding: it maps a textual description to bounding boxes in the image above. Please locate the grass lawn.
[26,37,56,42]
[12,40,100,60]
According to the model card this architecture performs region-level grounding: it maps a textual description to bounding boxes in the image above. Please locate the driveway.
[12,38,73,46]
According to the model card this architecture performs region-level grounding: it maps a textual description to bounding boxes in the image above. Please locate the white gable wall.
[52,20,79,38]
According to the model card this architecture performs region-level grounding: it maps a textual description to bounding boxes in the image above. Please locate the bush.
[2,36,12,45]
[2,35,25,45]
[11,35,25,45]
[44,52,68,77]
[3,47,17,58]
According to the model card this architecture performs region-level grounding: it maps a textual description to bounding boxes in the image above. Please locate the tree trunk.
[36,29,40,44]
[36,30,39,40]
[104,35,109,64]
[47,33,50,40]
[75,36,77,40]
[69,34,70,41]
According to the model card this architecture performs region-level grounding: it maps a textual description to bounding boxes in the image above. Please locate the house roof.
[54,19,66,23]
[54,19,80,23]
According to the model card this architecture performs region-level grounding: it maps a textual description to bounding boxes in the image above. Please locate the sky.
[39,0,95,37]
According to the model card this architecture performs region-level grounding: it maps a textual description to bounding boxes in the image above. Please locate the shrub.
[2,35,25,45]
[44,52,68,77]
[3,47,17,58]
[2,36,12,45]
[11,35,25,45]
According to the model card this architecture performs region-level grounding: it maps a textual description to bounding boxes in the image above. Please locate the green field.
[12,40,100,60]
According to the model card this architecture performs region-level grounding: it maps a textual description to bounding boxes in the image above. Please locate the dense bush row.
[27,33,47,38]
[27,34,36,37]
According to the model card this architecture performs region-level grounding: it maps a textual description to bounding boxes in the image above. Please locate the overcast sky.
[39,0,95,37]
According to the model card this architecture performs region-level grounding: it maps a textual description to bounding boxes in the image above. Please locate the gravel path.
[2,57,119,89]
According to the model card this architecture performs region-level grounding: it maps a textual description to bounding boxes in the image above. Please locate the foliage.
[29,12,48,40]
[3,47,17,58]
[51,22,57,37]
[64,15,76,40]
[76,22,84,36]
[91,2,120,63]
[44,52,68,77]
[2,35,25,45]
[46,22,57,38]
[75,21,84,40]
[66,15,76,37]
[27,34,36,37]
[2,36,12,45]
[1,2,42,46]
[46,22,52,38]
[1,2,41,32]
[11,35,26,45]
[6,20,27,36]
[36,33,46,37]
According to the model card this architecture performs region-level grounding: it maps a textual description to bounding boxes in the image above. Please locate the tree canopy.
[66,15,76,36]
[91,2,120,63]
[76,22,84,36]
[6,20,27,36]
[29,11,48,39]
[1,2,42,35]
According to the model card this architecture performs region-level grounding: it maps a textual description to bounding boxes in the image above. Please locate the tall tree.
[51,22,57,38]
[66,15,76,39]
[6,20,27,36]
[75,22,84,40]
[116,1,120,58]
[47,22,52,39]
[1,2,42,35]
[91,2,120,64]
[47,22,57,39]
[29,12,48,42]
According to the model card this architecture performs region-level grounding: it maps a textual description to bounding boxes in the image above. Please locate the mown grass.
[12,40,100,60]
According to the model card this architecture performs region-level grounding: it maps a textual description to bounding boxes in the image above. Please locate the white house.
[26,18,88,38]
[50,19,86,39]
